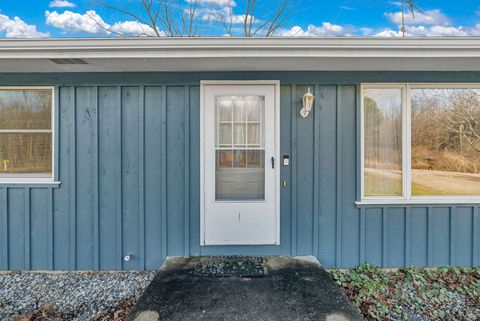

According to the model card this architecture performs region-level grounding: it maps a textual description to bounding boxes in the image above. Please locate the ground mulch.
[331,264,480,321]
[11,299,137,321]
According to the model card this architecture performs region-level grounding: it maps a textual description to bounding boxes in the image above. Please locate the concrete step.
[127,256,364,321]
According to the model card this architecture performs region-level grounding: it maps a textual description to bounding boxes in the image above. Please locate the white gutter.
[0,37,480,59]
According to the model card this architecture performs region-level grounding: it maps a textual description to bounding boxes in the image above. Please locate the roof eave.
[0,37,480,59]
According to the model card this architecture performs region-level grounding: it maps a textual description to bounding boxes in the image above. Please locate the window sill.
[0,181,61,188]
[355,198,480,207]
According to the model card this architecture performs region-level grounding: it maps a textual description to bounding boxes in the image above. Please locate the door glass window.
[215,96,265,200]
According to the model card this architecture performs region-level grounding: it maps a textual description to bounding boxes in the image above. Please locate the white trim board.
[0,38,480,72]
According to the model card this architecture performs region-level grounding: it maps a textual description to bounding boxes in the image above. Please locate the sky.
[0,0,479,38]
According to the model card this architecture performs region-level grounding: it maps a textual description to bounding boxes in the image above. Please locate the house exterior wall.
[0,72,479,270]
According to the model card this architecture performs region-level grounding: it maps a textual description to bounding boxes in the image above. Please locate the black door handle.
[271,157,275,169]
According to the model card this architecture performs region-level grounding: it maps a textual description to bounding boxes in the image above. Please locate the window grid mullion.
[404,84,412,200]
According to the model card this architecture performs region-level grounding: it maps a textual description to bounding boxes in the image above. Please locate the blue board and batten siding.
[0,72,479,270]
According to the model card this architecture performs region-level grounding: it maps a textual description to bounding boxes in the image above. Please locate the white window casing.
[359,83,480,205]
[0,86,58,185]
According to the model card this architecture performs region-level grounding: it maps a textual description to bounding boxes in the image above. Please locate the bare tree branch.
[100,0,294,37]
[401,0,421,37]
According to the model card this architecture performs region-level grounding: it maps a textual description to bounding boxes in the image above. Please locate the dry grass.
[412,147,480,174]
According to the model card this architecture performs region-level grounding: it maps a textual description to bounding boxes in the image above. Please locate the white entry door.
[201,81,279,245]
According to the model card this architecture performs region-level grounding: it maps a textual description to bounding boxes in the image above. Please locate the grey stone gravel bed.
[0,271,156,321]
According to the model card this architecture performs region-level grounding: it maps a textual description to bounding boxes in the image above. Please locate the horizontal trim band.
[1,37,480,59]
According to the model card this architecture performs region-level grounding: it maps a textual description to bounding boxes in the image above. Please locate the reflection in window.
[0,89,53,178]
[411,88,480,196]
[363,88,403,196]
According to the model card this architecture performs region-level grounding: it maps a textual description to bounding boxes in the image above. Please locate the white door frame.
[200,80,281,246]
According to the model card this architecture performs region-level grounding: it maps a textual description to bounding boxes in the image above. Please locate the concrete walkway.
[126,256,364,321]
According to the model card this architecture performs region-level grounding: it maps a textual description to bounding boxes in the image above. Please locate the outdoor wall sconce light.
[300,87,315,119]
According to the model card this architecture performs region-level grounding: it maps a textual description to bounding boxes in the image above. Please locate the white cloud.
[111,21,160,36]
[279,23,348,37]
[49,0,76,8]
[385,9,450,26]
[376,8,480,37]
[196,5,248,24]
[0,14,49,38]
[193,0,236,6]
[339,6,355,11]
[374,29,402,37]
[374,25,471,37]
[45,10,108,34]
[467,24,480,36]
[223,14,247,24]
[426,25,468,37]
[45,10,161,36]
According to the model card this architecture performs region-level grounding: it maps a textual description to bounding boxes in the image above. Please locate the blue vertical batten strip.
[116,86,123,270]
[184,85,191,257]
[24,189,30,270]
[382,207,388,268]
[52,86,60,269]
[449,206,456,266]
[139,86,146,270]
[473,206,479,266]
[93,86,100,270]
[359,207,366,264]
[427,206,433,266]
[405,207,411,267]
[290,85,297,256]
[47,188,54,270]
[70,86,77,270]
[1,188,8,270]
[335,86,342,267]
[312,84,320,257]
[161,86,168,261]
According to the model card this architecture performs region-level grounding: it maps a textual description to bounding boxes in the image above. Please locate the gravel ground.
[0,271,156,321]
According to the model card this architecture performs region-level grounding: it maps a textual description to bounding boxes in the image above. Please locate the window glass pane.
[363,88,403,196]
[217,98,232,121]
[247,150,264,168]
[0,89,51,130]
[218,124,232,147]
[247,123,260,146]
[247,100,261,121]
[233,124,246,147]
[0,133,52,175]
[233,99,246,122]
[214,95,265,201]
[216,150,233,168]
[215,150,265,201]
[411,88,480,196]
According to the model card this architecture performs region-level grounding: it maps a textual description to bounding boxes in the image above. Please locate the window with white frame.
[361,84,480,201]
[0,87,54,182]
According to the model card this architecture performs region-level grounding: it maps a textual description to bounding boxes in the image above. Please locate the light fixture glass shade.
[300,87,315,118]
